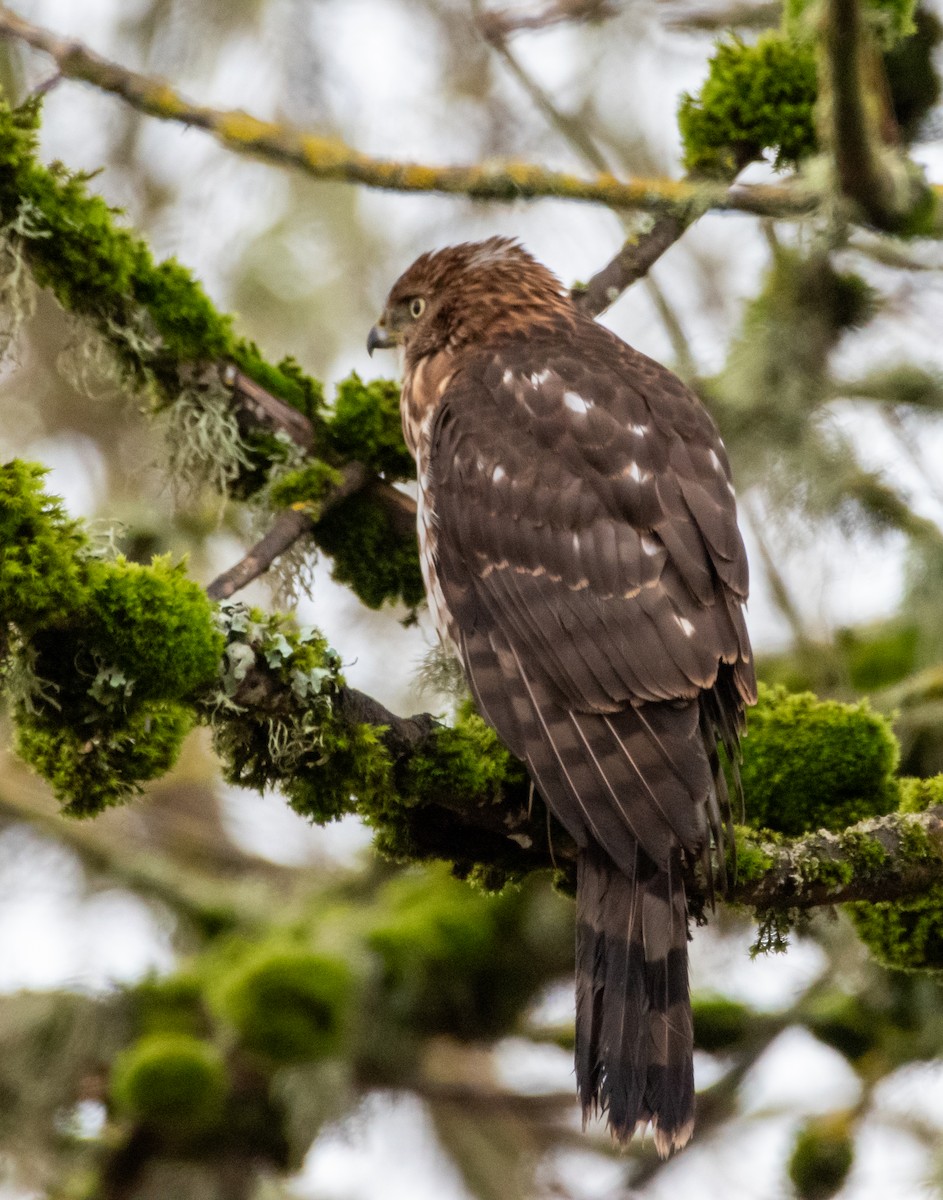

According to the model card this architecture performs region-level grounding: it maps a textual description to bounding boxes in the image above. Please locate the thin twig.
[478,0,618,40]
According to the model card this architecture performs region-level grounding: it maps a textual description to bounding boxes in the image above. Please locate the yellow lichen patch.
[146,85,191,120]
[299,134,353,172]
[216,111,281,147]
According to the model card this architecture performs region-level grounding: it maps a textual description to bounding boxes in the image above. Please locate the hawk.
[368,237,755,1155]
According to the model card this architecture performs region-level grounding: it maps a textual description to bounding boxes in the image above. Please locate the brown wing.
[427,316,755,873]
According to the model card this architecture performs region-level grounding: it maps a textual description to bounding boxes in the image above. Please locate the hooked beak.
[367,321,395,356]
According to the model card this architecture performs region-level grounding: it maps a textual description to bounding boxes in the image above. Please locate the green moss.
[15,700,193,817]
[0,461,89,635]
[314,492,425,610]
[740,684,900,836]
[366,867,562,1040]
[0,95,324,429]
[86,555,223,702]
[731,828,777,883]
[232,348,324,424]
[213,947,351,1064]
[898,775,943,813]
[209,604,394,826]
[848,882,943,971]
[788,1117,855,1200]
[678,35,818,176]
[269,462,343,512]
[111,1033,227,1137]
[786,0,917,48]
[131,974,208,1038]
[402,708,524,809]
[692,993,753,1052]
[327,374,413,481]
[803,991,880,1061]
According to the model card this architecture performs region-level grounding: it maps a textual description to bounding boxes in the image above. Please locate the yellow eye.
[410,297,426,319]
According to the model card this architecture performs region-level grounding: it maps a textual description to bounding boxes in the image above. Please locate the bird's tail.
[575,841,694,1157]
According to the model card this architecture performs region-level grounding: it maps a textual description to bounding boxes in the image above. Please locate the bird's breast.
[401,350,454,457]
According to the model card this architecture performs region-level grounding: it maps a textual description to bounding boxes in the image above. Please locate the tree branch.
[476,0,618,39]
[0,5,846,222]
[572,212,689,317]
[818,0,924,228]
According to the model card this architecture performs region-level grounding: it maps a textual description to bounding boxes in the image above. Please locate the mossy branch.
[0,4,873,224]
[732,808,943,908]
[818,0,931,228]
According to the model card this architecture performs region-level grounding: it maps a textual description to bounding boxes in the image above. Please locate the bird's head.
[367,237,572,368]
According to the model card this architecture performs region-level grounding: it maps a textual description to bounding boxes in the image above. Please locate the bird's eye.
[409,297,426,319]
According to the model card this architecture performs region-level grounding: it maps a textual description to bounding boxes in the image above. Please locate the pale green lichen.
[161,381,253,504]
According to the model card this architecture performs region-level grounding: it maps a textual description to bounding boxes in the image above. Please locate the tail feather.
[576,844,694,1157]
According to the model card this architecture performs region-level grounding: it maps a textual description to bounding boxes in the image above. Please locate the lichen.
[0,94,326,486]
[161,381,253,502]
[207,604,393,826]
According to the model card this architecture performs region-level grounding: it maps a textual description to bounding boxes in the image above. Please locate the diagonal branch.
[0,4,834,222]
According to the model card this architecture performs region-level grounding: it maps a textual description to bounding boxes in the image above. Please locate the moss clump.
[16,700,193,816]
[110,1033,227,1137]
[402,707,524,809]
[213,947,351,1064]
[86,555,223,702]
[731,828,777,883]
[803,991,880,1061]
[848,881,943,972]
[678,35,818,176]
[132,974,209,1039]
[898,775,943,813]
[692,993,754,1052]
[835,621,919,692]
[740,684,900,836]
[269,461,343,512]
[327,374,413,482]
[0,461,89,635]
[366,867,563,1040]
[787,1116,855,1200]
[315,492,425,610]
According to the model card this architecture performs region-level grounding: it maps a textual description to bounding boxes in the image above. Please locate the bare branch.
[572,212,690,316]
[477,0,618,39]
[0,5,852,222]
[219,364,316,450]
[207,510,314,603]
